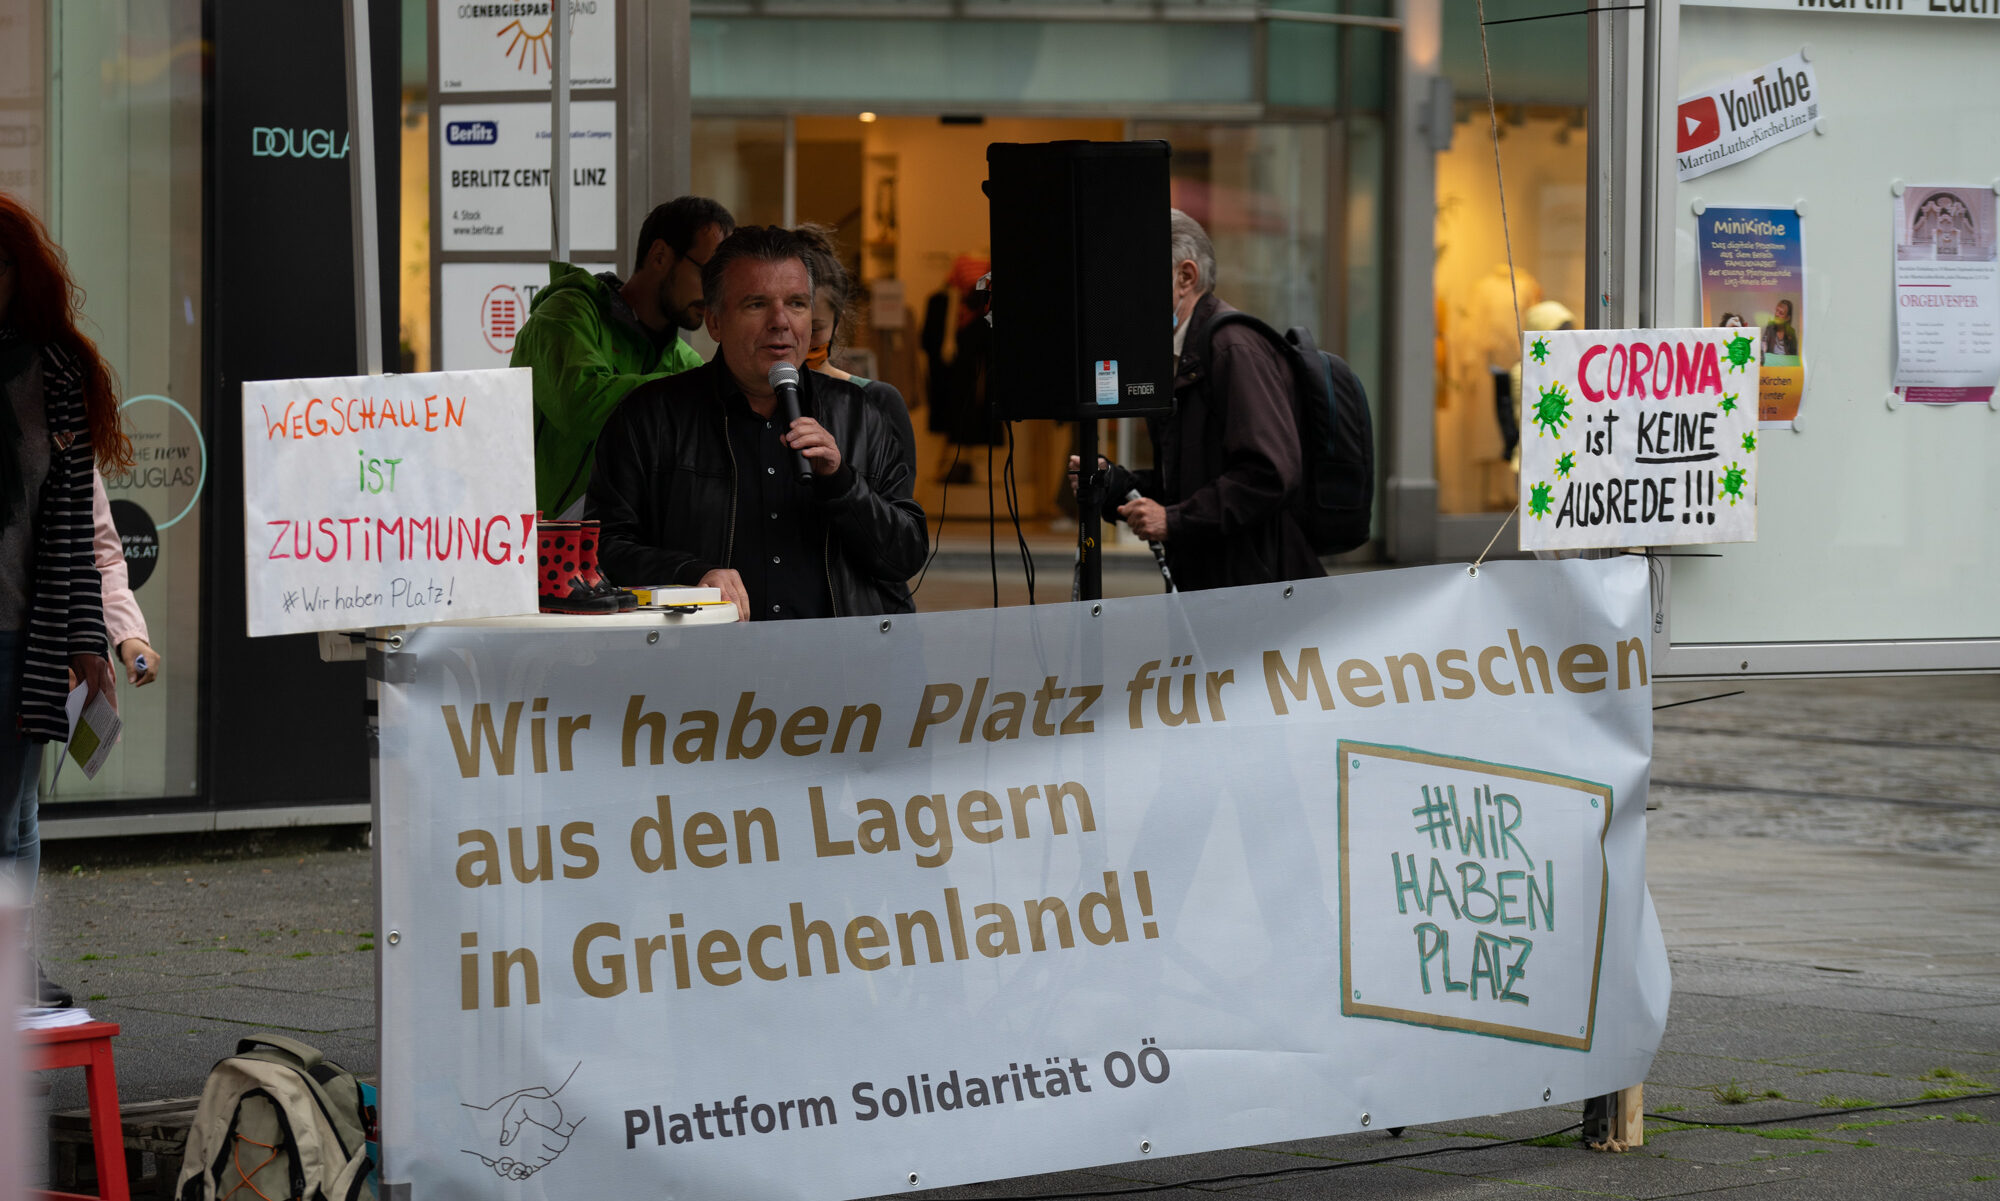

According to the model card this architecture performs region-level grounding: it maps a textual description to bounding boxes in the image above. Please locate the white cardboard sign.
[1519,328,1760,551]
[240,369,538,637]
[438,102,618,254]
[374,560,1669,1200]
[439,260,610,371]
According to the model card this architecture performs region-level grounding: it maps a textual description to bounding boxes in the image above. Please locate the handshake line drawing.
[460,1064,586,1181]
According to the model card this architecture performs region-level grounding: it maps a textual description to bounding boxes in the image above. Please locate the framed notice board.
[1655,0,2000,677]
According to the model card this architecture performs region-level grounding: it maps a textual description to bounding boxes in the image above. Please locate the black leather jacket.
[587,360,926,616]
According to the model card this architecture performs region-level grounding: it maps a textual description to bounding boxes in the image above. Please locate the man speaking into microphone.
[588,226,926,621]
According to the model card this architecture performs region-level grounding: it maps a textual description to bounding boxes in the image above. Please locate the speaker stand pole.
[1075,418,1103,603]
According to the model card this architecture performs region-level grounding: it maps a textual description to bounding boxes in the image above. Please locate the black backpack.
[1200,312,1376,555]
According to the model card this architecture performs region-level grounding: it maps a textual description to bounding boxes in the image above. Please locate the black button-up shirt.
[723,391,839,621]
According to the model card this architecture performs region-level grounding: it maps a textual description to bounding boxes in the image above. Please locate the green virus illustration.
[1720,461,1748,506]
[1531,381,1573,438]
[1718,393,1740,415]
[1742,431,1757,453]
[1528,480,1555,520]
[1723,333,1755,373]
[1555,450,1577,479]
[1529,336,1551,365]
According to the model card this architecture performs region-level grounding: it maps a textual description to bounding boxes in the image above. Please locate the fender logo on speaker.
[1125,383,1156,396]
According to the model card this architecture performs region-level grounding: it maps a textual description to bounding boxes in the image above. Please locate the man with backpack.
[1079,210,1342,590]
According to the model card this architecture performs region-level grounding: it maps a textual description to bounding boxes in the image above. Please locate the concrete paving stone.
[1226,1162,1572,1201]
[150,950,376,996]
[1766,1042,2000,1081]
[1929,1005,2000,1027]
[1808,1109,2000,1158]
[1063,1147,1335,1186]
[115,988,376,1035]
[1753,985,2000,1015]
[1738,1180,2000,1201]
[1381,1140,1819,1199]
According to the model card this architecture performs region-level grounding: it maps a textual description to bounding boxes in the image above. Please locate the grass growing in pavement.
[1526,1133,1581,1148]
[1818,1096,1872,1109]
[1714,1080,1754,1104]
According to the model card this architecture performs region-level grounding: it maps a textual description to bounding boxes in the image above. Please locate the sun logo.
[497,18,554,75]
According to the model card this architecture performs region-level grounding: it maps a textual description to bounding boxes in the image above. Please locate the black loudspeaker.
[985,141,1174,420]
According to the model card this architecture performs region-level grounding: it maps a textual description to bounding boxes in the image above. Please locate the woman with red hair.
[0,191,132,1006]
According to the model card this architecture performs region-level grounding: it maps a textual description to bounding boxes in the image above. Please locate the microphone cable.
[911,443,963,597]
[1003,421,1035,605]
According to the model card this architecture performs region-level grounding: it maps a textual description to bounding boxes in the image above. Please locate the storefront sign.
[1518,328,1760,550]
[1684,0,1998,19]
[1696,207,1808,426]
[374,560,1668,1199]
[439,260,614,371]
[436,1,618,93]
[437,101,617,253]
[240,369,538,637]
[1675,51,1818,182]
[1892,184,2000,405]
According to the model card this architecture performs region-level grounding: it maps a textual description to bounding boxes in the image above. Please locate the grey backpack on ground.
[176,1034,376,1201]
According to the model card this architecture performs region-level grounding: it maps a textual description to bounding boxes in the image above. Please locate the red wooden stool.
[27,1021,131,1201]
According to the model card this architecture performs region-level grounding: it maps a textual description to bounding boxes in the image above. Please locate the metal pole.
[342,0,384,376]
[552,0,573,264]
[1076,419,1103,602]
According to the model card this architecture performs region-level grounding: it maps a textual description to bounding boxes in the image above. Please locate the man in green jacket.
[513,196,734,515]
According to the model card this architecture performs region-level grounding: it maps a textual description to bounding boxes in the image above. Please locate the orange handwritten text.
[261,394,468,440]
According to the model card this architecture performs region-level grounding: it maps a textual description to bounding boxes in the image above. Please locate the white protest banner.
[439,102,618,254]
[1519,328,1759,551]
[1675,51,1819,182]
[375,560,1669,1200]
[241,369,537,637]
[436,1,617,93]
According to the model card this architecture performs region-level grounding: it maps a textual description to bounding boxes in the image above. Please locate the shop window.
[36,0,206,802]
[1134,123,1330,340]
[692,117,788,228]
[1433,104,1588,515]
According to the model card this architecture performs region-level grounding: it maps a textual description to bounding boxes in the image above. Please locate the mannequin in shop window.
[919,254,999,483]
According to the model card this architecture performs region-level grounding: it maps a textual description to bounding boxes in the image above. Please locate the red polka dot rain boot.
[538,519,621,614]
[575,519,637,611]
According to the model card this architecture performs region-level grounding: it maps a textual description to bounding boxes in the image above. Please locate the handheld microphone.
[768,362,814,484]
[1124,488,1177,594]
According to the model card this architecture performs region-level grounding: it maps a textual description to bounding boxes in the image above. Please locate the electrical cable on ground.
[942,1090,2000,1201]
[958,1122,1586,1201]
[1647,1090,2000,1127]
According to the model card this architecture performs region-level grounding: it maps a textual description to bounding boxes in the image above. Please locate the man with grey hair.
[1079,209,1324,590]
[588,225,926,620]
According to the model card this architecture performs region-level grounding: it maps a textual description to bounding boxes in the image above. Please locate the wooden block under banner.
[1581,1084,1645,1151]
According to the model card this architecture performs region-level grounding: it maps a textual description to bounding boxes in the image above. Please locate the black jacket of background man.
[1106,292,1325,590]
[588,359,927,616]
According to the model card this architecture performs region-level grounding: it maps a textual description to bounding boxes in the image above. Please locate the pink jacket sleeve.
[93,470,150,647]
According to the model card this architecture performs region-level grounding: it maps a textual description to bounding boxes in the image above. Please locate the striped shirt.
[2,331,107,741]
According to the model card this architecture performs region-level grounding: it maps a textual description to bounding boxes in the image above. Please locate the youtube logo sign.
[1677,96,1720,153]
